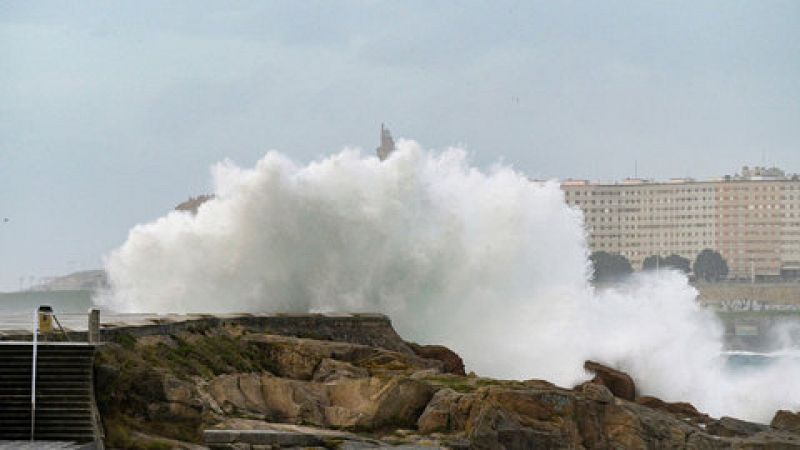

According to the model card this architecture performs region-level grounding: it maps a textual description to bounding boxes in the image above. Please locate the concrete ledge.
[1,313,413,355]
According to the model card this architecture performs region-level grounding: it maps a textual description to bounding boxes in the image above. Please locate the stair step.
[0,422,93,428]
[0,343,97,443]
[0,369,92,375]
[0,395,91,401]
[0,384,91,388]
[0,355,93,358]
[0,419,93,424]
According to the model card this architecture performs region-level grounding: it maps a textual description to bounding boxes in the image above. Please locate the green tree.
[693,249,729,282]
[643,254,691,273]
[641,255,664,271]
[590,251,633,283]
[663,254,691,274]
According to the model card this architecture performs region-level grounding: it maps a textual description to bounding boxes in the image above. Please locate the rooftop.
[560,166,799,187]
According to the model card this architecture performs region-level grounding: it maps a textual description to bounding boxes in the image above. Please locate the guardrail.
[27,306,100,441]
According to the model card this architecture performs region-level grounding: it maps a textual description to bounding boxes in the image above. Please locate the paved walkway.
[0,311,368,339]
[0,312,229,337]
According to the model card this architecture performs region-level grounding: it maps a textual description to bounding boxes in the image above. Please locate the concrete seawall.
[0,313,414,355]
[695,282,800,305]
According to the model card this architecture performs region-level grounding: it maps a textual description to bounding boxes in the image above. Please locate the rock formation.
[407,342,467,376]
[93,318,800,449]
[773,410,800,434]
[583,359,636,401]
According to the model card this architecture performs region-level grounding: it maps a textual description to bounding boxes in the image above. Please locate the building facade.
[561,167,800,280]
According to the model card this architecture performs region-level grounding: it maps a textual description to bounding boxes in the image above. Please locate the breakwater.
[0,312,414,354]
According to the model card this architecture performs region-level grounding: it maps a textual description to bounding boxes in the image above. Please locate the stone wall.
[696,282,800,304]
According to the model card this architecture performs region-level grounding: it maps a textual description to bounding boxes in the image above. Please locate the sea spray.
[96,141,800,422]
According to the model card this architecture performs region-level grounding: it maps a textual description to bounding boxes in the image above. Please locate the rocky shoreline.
[93,315,800,449]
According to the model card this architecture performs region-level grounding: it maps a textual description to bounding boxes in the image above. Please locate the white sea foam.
[96,141,800,422]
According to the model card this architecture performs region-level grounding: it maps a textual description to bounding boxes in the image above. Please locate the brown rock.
[635,395,712,426]
[260,339,322,380]
[260,377,328,426]
[93,317,800,449]
[601,404,649,449]
[417,388,475,434]
[163,376,195,403]
[246,334,441,380]
[407,343,467,376]
[584,360,636,401]
[579,381,614,404]
[460,383,703,449]
[207,373,249,414]
[371,377,436,429]
[773,410,800,434]
[327,376,435,429]
[706,416,769,438]
[312,358,369,382]
[465,387,583,449]
[205,372,433,431]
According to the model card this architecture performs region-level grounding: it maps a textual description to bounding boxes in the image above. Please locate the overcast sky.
[1,1,799,290]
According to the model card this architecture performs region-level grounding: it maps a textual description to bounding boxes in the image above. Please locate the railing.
[30,309,37,442]
[28,306,99,441]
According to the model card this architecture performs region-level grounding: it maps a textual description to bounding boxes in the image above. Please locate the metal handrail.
[52,313,71,342]
[30,309,38,442]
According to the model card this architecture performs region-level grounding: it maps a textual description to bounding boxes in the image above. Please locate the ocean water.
[725,351,800,373]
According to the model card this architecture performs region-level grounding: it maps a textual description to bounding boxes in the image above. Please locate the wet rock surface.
[93,317,800,449]
[584,359,637,401]
[406,342,467,376]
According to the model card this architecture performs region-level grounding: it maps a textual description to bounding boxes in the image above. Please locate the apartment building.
[561,167,800,280]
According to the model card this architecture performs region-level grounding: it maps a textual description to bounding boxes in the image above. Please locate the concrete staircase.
[0,342,99,444]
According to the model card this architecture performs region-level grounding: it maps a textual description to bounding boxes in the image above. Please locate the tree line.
[590,249,729,283]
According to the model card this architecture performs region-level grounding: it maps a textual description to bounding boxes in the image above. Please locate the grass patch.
[111,332,137,350]
[104,416,175,450]
[421,375,532,393]
[422,375,476,393]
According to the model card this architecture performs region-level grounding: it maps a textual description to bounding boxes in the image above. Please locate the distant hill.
[29,269,108,292]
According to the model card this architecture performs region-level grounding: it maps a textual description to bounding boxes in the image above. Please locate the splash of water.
[96,141,800,422]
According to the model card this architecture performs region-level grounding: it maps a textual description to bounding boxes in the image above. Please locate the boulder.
[205,372,433,431]
[635,395,712,426]
[260,377,328,426]
[772,410,800,434]
[578,381,614,404]
[245,334,442,380]
[312,358,369,382]
[207,373,252,415]
[583,360,636,401]
[465,386,586,449]
[326,376,435,429]
[407,343,467,376]
[417,388,474,434]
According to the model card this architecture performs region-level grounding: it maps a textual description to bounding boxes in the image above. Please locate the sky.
[1,0,799,290]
